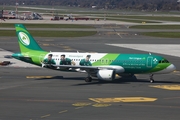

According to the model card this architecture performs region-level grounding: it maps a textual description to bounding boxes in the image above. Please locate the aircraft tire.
[150,79,154,83]
[85,77,92,82]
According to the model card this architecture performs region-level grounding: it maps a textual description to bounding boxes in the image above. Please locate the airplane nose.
[167,64,176,72]
[154,64,176,74]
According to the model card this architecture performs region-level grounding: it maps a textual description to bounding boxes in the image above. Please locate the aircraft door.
[147,56,153,68]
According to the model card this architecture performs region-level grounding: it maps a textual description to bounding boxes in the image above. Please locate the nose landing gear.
[149,74,154,83]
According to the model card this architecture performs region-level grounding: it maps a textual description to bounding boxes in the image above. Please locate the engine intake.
[97,70,115,81]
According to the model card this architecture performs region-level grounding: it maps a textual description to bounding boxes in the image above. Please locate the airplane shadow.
[73,79,180,86]
[35,76,180,86]
[35,76,84,81]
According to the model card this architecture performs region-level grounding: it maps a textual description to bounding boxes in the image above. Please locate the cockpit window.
[159,59,169,63]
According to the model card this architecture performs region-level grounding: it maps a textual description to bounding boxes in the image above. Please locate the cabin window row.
[53,58,145,63]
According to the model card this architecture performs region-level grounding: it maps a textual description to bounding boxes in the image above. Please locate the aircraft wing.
[53,65,108,70]
[52,65,125,73]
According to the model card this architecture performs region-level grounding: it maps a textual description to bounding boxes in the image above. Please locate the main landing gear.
[85,77,92,82]
[149,74,154,83]
[85,73,92,82]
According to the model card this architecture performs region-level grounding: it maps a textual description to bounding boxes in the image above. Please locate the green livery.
[60,58,71,65]
[12,24,176,83]
[43,58,56,65]
[80,59,92,66]
[13,24,48,66]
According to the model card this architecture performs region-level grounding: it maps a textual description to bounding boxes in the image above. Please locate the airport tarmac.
[0,67,180,120]
[0,34,180,120]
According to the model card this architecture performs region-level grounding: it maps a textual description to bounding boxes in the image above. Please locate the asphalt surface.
[0,28,180,120]
[0,67,180,120]
[1,27,180,32]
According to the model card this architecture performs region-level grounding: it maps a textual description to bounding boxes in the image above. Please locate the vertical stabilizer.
[15,24,44,53]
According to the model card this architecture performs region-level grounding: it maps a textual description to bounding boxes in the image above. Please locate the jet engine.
[97,70,115,81]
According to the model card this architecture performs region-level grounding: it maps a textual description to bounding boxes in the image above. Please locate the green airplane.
[12,24,176,83]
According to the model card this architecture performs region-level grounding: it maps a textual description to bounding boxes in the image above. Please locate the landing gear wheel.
[149,74,154,83]
[150,79,154,83]
[85,77,92,82]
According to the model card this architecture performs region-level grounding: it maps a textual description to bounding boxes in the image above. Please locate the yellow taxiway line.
[41,114,51,118]
[42,44,50,46]
[59,110,68,114]
[89,97,157,103]
[150,85,180,90]
[72,102,91,107]
[92,103,111,107]
[26,76,53,79]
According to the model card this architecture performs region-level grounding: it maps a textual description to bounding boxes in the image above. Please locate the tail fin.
[15,24,44,53]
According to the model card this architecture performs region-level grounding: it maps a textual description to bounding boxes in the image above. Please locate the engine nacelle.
[97,70,115,81]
